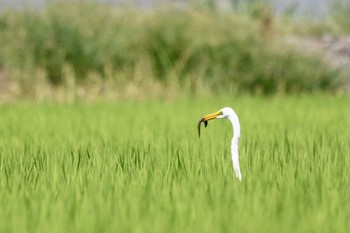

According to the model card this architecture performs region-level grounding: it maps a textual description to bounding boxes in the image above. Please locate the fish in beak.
[197,110,222,137]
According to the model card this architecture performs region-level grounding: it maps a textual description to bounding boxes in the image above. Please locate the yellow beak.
[198,110,222,137]
[201,110,222,122]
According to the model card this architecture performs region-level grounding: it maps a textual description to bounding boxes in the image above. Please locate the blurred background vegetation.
[0,0,349,100]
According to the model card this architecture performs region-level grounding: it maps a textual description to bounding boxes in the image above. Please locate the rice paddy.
[0,94,348,233]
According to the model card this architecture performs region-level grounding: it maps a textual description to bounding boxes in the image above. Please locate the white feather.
[200,106,243,181]
[220,107,242,181]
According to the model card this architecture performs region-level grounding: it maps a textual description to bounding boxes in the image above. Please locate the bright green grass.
[0,95,348,233]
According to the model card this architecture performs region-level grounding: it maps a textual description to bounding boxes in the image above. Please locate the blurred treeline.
[0,1,348,99]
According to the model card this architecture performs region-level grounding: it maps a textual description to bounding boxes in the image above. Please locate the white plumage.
[198,107,242,181]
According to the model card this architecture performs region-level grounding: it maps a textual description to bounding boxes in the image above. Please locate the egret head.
[216,107,234,119]
[197,107,233,137]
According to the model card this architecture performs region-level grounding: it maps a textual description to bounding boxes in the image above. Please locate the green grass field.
[0,95,348,233]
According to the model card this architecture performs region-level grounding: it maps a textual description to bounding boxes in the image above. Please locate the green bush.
[331,2,350,34]
[0,2,343,96]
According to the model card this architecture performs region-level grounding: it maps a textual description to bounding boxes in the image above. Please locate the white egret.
[198,107,242,181]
